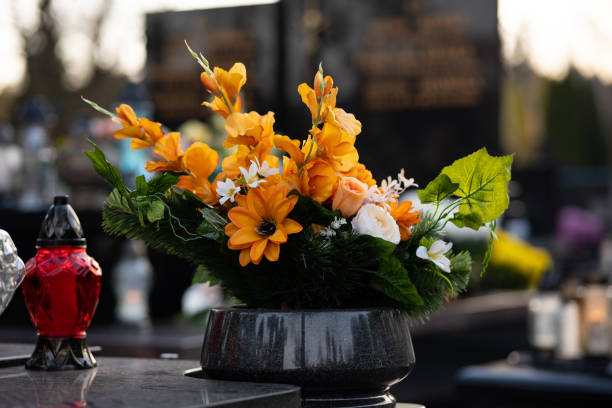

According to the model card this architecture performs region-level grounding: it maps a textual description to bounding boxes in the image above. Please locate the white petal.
[416,246,430,260]
[430,240,452,256]
[434,256,451,273]
[219,196,229,205]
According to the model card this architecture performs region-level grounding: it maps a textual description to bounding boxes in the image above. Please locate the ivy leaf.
[440,148,513,230]
[146,200,166,222]
[148,174,180,195]
[85,141,127,194]
[417,174,459,204]
[197,207,228,242]
[370,256,423,305]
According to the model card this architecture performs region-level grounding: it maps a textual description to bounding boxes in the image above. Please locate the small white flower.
[256,158,280,178]
[330,217,347,230]
[416,240,453,273]
[240,161,267,188]
[320,228,336,237]
[216,178,241,205]
[351,204,400,244]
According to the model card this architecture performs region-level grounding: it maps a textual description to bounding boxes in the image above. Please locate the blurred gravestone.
[282,0,500,182]
[146,0,499,182]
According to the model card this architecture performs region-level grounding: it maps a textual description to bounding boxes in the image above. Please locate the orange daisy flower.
[388,199,421,241]
[225,186,302,266]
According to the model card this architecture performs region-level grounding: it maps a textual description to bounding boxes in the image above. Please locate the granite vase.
[200,308,415,408]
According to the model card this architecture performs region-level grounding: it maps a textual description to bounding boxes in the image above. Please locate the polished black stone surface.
[0,351,300,407]
[201,308,415,408]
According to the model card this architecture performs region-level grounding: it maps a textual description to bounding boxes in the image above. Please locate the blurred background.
[1,0,612,406]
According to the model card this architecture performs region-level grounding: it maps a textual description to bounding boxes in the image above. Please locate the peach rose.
[332,176,369,217]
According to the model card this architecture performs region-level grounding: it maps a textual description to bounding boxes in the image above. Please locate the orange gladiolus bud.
[332,176,369,217]
[314,72,333,100]
[200,72,220,94]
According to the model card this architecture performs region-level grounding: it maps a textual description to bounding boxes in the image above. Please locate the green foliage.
[370,255,423,306]
[288,191,342,226]
[481,219,497,276]
[87,142,510,318]
[85,141,127,195]
[441,148,513,230]
[418,174,458,203]
[81,97,115,118]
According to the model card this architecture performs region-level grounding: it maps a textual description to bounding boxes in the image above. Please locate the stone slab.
[0,351,300,407]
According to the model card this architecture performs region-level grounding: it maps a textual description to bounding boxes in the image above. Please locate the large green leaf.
[417,174,458,203]
[370,256,423,305]
[441,148,513,230]
[147,174,180,194]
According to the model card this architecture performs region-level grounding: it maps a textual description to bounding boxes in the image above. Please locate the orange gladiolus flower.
[297,72,362,138]
[145,132,184,173]
[313,123,358,172]
[342,162,376,187]
[113,104,164,149]
[176,142,220,205]
[302,158,338,203]
[224,111,275,149]
[388,199,421,241]
[225,186,302,266]
[201,63,246,118]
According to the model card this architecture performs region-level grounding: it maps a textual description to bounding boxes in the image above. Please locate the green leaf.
[81,96,116,118]
[417,174,459,203]
[85,141,127,194]
[481,220,497,276]
[370,256,423,305]
[146,200,166,222]
[147,174,180,194]
[440,148,513,230]
[289,191,342,226]
[135,175,148,195]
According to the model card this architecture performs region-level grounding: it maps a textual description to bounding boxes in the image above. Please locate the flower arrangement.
[83,43,512,318]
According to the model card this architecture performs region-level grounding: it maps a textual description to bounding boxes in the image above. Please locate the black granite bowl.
[200,308,415,408]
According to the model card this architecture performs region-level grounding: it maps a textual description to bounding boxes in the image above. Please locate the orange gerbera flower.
[225,186,302,266]
[145,132,184,173]
[113,104,164,149]
[201,63,246,118]
[388,199,421,241]
[176,142,220,204]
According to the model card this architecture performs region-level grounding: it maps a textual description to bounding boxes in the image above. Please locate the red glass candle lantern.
[22,196,102,370]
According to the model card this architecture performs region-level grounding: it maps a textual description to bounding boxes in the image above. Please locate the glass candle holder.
[22,196,101,370]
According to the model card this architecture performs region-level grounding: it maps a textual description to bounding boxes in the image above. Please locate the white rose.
[351,204,400,244]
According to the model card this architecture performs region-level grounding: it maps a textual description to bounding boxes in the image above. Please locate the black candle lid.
[37,195,86,247]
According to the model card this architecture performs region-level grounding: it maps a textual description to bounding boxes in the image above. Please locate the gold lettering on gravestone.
[353,8,485,110]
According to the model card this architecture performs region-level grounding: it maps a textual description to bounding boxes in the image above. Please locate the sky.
[1,0,612,92]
